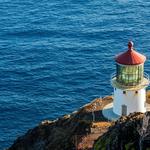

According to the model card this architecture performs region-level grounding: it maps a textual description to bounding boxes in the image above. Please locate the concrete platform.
[146,103,150,111]
[102,102,150,121]
[102,103,120,121]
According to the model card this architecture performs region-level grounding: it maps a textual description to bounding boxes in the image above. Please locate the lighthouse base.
[102,102,120,121]
[113,88,146,116]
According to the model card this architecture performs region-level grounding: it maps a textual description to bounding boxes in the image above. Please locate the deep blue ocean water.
[0,0,150,149]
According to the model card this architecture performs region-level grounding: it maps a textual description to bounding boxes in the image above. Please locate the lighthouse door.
[122,105,127,116]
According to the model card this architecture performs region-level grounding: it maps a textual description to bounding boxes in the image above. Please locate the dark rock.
[94,112,150,150]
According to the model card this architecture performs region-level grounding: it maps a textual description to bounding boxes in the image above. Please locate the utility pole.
[92,103,97,122]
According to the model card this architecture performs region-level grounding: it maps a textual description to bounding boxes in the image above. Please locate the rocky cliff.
[8,97,112,150]
[8,95,150,150]
[94,112,150,150]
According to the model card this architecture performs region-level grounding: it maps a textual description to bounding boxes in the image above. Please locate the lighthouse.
[111,41,149,116]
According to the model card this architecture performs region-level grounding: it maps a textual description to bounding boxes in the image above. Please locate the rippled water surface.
[0,0,150,149]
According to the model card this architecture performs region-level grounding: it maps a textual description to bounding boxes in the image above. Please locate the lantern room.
[115,41,146,87]
[116,64,144,86]
[112,41,148,89]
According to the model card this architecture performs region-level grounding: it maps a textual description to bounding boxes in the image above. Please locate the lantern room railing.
[111,72,149,87]
[144,72,150,81]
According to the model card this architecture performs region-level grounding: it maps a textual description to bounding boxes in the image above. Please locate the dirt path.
[77,122,112,150]
[72,96,113,150]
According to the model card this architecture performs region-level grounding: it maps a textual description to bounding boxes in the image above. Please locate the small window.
[123,91,126,94]
[135,91,138,94]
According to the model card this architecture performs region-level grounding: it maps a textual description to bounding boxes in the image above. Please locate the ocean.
[0,0,150,149]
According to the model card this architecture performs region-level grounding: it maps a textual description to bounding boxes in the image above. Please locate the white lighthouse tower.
[111,41,149,116]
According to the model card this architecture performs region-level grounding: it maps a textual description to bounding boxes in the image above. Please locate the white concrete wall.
[113,88,146,115]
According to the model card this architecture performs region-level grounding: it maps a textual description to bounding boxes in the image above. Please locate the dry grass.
[146,90,150,104]
[92,122,112,128]
[83,96,113,112]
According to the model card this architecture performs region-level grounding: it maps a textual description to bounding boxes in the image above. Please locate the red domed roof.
[115,41,146,65]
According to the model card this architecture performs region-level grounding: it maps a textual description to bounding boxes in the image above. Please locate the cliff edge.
[8,95,150,150]
[94,112,150,150]
[8,96,112,150]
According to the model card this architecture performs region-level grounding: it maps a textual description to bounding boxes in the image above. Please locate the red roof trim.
[115,41,146,65]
